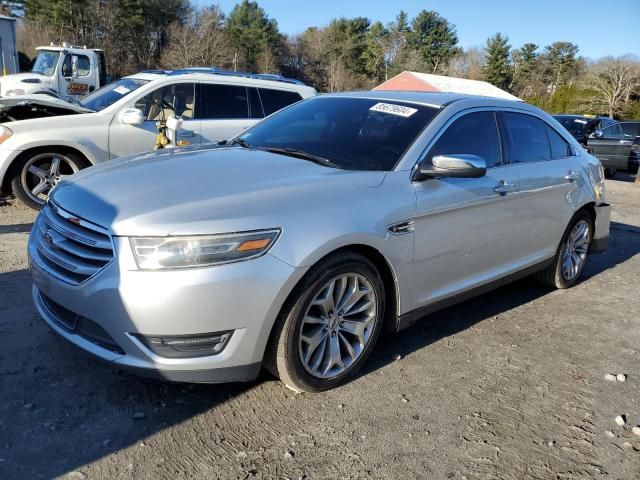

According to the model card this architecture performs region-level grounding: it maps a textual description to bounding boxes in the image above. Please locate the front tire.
[10,151,85,210]
[536,210,593,289]
[265,252,385,392]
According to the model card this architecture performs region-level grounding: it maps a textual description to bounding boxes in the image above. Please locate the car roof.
[553,114,610,120]
[122,71,315,93]
[324,90,523,108]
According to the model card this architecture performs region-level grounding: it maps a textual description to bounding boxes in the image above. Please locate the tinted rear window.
[259,88,303,115]
[505,112,550,163]
[238,97,439,171]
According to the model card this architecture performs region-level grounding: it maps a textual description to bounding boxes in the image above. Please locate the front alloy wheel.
[299,273,377,379]
[265,252,385,392]
[12,152,84,209]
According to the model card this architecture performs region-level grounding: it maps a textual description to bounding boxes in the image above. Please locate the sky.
[195,0,639,59]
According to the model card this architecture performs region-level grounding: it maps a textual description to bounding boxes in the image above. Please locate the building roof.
[374,71,521,101]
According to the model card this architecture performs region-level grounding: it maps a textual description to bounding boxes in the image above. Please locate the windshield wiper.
[227,138,253,148]
[261,147,340,169]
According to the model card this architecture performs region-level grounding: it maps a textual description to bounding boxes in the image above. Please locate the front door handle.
[181,131,194,137]
[564,171,581,182]
[494,181,516,195]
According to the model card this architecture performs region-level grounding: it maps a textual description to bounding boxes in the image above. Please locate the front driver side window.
[427,111,502,168]
[135,83,196,121]
[601,124,624,138]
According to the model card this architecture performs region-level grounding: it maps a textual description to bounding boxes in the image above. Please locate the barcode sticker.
[369,102,418,117]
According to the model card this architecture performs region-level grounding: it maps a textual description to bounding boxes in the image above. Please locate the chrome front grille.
[32,202,114,284]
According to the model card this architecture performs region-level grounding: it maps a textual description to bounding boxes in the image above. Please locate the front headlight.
[0,125,12,144]
[5,89,25,96]
[130,229,280,270]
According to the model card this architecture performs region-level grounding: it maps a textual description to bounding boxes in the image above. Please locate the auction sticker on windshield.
[369,103,418,118]
[113,86,131,95]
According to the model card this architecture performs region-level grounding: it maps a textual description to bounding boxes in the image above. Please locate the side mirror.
[593,129,604,138]
[414,154,487,181]
[71,55,79,78]
[119,108,144,126]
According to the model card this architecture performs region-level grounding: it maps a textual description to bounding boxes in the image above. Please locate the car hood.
[50,146,387,236]
[0,94,92,115]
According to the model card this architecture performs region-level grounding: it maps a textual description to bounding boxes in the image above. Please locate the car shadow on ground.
[1,221,638,478]
[0,223,32,234]
[611,171,638,183]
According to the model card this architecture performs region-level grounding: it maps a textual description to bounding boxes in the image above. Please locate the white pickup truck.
[0,43,108,102]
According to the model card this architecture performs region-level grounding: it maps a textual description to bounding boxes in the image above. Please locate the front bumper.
[591,202,611,254]
[29,235,306,383]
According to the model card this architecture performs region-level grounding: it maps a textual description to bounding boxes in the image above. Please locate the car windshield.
[80,78,149,112]
[31,50,61,76]
[236,97,440,171]
[555,116,595,138]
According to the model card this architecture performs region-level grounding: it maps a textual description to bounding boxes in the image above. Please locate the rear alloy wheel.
[536,210,593,289]
[265,252,385,392]
[11,152,84,209]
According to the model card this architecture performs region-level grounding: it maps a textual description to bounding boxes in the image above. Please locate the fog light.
[133,331,233,358]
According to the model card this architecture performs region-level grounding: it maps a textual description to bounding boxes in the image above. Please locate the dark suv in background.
[620,121,640,173]
[554,115,636,176]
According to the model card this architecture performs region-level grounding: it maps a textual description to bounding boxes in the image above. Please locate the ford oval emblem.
[43,230,54,247]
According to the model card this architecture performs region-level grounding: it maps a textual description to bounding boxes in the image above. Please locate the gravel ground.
[1,175,639,480]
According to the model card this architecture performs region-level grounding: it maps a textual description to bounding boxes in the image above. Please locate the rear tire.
[536,210,593,289]
[10,151,86,210]
[604,167,616,178]
[264,252,385,393]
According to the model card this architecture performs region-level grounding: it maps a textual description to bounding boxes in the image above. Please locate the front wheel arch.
[4,146,92,195]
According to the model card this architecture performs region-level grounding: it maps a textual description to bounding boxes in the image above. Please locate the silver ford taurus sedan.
[28,91,611,392]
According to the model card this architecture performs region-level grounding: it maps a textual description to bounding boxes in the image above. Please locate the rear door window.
[504,112,550,163]
[198,84,249,119]
[427,111,502,168]
[258,88,303,116]
[545,124,573,159]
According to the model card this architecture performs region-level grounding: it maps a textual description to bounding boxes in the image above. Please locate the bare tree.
[160,6,234,70]
[446,48,485,80]
[589,55,640,118]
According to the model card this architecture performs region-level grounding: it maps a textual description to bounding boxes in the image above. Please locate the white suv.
[0,69,316,208]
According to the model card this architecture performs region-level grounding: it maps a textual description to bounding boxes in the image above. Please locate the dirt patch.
[1,176,639,479]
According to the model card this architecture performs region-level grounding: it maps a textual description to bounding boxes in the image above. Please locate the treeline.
[7,0,640,119]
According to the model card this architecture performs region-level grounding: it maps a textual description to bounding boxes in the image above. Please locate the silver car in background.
[28,92,610,392]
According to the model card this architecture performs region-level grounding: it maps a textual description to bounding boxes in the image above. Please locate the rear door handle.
[564,171,581,182]
[494,181,516,195]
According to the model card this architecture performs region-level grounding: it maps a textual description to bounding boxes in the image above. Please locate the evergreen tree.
[225,0,283,72]
[541,41,579,89]
[405,10,461,74]
[483,33,511,89]
[511,43,539,94]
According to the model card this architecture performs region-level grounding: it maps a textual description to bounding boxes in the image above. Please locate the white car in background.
[0,69,316,209]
